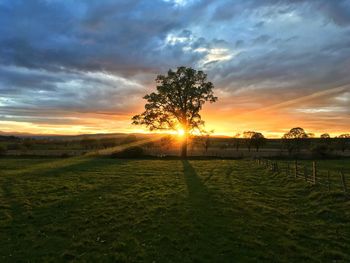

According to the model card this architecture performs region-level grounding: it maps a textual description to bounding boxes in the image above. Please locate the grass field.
[0,157,350,262]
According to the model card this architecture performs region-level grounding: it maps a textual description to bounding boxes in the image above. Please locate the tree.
[132,66,217,158]
[283,127,308,139]
[320,133,330,139]
[282,127,309,155]
[336,134,350,152]
[307,133,315,138]
[251,132,266,152]
[243,131,256,152]
[200,130,214,153]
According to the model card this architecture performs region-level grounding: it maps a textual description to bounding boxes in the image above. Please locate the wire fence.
[254,158,348,196]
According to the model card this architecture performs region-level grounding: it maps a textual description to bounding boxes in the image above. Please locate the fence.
[254,159,348,196]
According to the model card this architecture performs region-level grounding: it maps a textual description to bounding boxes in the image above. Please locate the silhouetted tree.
[282,127,309,155]
[251,132,266,152]
[336,134,350,152]
[307,133,315,138]
[320,133,330,139]
[320,133,331,146]
[132,66,217,158]
[231,133,240,151]
[200,130,214,153]
[243,131,256,152]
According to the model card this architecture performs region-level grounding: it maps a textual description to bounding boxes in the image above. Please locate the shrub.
[111,146,144,158]
[311,144,333,158]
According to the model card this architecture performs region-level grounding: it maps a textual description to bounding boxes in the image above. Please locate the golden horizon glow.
[0,120,348,138]
[0,85,349,139]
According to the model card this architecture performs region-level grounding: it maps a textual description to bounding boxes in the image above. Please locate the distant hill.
[0,134,20,141]
[0,131,160,140]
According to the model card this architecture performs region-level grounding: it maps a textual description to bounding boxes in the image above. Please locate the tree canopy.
[132,66,217,157]
[251,132,266,152]
[320,133,330,139]
[243,131,265,152]
[282,127,309,139]
[282,127,309,155]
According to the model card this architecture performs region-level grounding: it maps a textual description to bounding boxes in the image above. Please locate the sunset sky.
[0,0,349,137]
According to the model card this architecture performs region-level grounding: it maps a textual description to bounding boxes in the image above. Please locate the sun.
[177,128,185,137]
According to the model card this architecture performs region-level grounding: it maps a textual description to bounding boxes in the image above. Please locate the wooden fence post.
[340,171,347,194]
[312,161,316,185]
[327,170,330,192]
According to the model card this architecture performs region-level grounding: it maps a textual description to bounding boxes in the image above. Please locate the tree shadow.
[181,160,238,260]
[182,160,213,208]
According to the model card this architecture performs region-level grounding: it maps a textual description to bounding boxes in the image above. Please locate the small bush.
[111,146,144,158]
[311,144,333,158]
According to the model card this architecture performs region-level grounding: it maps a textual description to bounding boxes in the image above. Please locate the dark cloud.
[252,35,271,45]
[0,0,349,133]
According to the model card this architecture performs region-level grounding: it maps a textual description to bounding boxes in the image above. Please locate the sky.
[0,0,349,137]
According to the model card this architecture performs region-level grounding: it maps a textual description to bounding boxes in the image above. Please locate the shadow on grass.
[182,160,214,210]
[181,160,239,260]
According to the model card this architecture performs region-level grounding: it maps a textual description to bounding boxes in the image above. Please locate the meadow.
[1,157,349,262]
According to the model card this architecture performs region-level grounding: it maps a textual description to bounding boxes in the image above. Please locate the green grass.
[265,159,350,192]
[0,157,349,262]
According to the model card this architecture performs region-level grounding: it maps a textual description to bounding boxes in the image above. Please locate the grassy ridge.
[0,158,349,262]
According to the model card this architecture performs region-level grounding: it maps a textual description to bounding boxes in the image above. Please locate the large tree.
[336,134,350,152]
[251,132,266,152]
[243,131,266,152]
[132,66,217,158]
[243,131,256,152]
[282,127,309,155]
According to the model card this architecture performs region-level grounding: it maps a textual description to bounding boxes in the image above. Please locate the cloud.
[0,0,349,135]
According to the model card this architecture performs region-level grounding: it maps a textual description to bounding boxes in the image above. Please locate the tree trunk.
[181,135,188,158]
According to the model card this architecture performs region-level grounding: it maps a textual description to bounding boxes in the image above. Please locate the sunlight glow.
[177,129,185,136]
